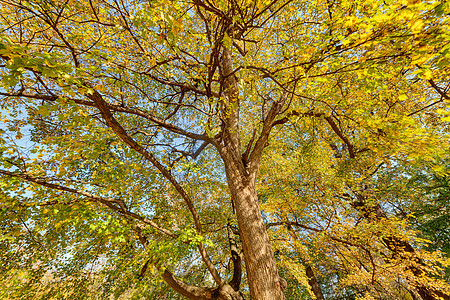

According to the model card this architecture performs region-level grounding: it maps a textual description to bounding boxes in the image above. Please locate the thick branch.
[227,223,242,291]
[324,116,355,158]
[305,265,325,300]
[133,225,216,300]
[247,89,290,180]
[87,89,224,287]
[0,91,209,142]
[220,46,241,157]
[162,270,215,300]
[274,111,356,158]
[429,79,450,100]
[278,220,326,300]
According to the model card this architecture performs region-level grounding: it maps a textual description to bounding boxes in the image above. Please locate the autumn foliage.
[0,0,449,299]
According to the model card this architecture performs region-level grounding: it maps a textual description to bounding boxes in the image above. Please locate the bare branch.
[428,79,449,100]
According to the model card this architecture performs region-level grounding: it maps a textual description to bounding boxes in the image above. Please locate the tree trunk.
[218,40,286,299]
[225,162,285,300]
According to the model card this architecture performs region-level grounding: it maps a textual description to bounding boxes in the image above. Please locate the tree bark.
[162,270,244,300]
[223,159,285,300]
[227,222,242,292]
[305,266,325,300]
[136,225,244,300]
[217,43,287,299]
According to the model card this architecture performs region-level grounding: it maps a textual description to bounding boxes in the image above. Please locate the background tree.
[404,158,450,281]
[0,0,449,299]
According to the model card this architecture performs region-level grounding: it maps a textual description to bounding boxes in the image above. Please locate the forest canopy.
[0,0,450,299]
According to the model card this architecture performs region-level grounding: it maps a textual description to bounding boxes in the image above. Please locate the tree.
[0,0,449,299]
[404,158,450,281]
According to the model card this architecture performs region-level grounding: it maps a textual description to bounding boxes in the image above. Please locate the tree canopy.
[0,0,450,299]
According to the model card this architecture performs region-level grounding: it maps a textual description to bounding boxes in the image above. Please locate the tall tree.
[0,0,449,299]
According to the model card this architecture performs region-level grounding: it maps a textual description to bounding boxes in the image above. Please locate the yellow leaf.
[422,69,433,79]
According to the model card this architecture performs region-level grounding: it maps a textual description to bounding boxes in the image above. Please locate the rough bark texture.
[218,44,286,299]
[224,164,285,300]
[162,270,244,300]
